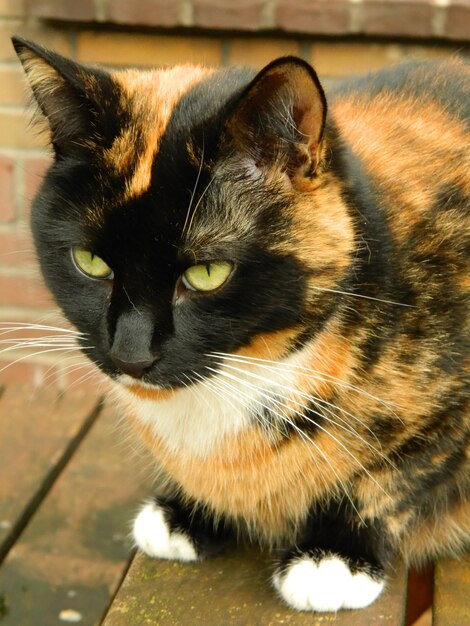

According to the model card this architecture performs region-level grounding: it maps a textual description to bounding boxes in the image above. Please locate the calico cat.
[13,36,470,612]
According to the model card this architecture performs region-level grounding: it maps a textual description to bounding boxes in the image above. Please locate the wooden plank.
[433,555,470,626]
[104,548,408,625]
[0,385,101,562]
[0,402,153,626]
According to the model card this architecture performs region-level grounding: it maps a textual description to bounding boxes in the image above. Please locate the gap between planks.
[0,391,104,565]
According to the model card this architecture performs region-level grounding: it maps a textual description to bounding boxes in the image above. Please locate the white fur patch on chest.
[113,357,301,457]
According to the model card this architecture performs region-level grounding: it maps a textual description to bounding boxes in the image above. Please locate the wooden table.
[0,385,468,625]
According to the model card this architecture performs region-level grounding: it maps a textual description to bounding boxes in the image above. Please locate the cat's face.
[15,38,354,391]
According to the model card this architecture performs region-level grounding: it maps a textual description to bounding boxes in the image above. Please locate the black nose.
[110,309,157,379]
[110,355,155,379]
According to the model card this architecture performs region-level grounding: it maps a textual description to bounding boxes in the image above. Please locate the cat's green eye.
[72,247,113,280]
[182,261,233,292]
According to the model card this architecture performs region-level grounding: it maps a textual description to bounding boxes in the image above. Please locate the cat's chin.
[116,374,176,397]
[117,374,164,389]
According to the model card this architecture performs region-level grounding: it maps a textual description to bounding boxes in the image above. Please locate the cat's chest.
[118,379,353,541]
[115,359,300,456]
[114,335,356,537]
[130,414,329,540]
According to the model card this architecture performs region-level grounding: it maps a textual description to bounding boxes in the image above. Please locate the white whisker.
[212,360,397,467]
[311,285,414,308]
[0,321,83,335]
[204,368,362,520]
[182,134,205,237]
[39,354,88,388]
[0,341,81,356]
[201,373,274,441]
[184,174,216,238]
[206,365,392,503]
[62,367,99,394]
[0,346,92,374]
[188,371,237,413]
[209,351,401,414]
[217,358,383,440]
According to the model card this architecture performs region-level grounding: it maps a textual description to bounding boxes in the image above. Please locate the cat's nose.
[110,308,157,379]
[111,355,155,379]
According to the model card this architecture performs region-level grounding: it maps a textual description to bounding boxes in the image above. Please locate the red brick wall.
[23,0,470,40]
[0,1,468,390]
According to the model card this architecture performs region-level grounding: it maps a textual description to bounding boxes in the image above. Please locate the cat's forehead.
[82,64,270,255]
[105,65,216,202]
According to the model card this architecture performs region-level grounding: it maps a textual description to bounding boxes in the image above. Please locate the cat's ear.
[12,37,112,157]
[226,57,327,183]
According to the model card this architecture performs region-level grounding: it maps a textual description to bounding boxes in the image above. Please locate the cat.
[12,36,470,613]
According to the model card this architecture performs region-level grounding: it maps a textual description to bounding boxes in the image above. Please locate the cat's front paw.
[133,500,198,562]
[273,550,385,612]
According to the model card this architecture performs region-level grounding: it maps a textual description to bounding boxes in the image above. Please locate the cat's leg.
[272,503,390,612]
[133,495,233,562]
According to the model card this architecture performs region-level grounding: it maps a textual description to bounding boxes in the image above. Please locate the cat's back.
[330,59,470,244]
[330,58,470,172]
[330,58,470,124]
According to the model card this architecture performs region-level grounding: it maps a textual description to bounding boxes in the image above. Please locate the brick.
[0,271,54,309]
[0,0,25,17]
[227,37,301,67]
[445,2,470,41]
[0,107,50,149]
[25,0,96,21]
[361,0,434,38]
[193,0,265,30]
[0,156,15,222]
[0,229,36,267]
[276,0,350,35]
[0,65,27,106]
[311,42,408,78]
[0,21,72,62]
[22,156,51,217]
[77,31,222,67]
[0,20,23,63]
[105,0,180,26]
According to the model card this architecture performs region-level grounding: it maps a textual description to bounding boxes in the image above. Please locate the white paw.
[133,501,198,562]
[273,554,385,612]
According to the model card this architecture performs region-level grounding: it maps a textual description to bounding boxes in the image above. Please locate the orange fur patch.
[129,413,360,543]
[333,82,470,242]
[126,384,176,402]
[299,327,354,398]
[108,66,215,201]
[125,322,380,542]
[234,327,300,362]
